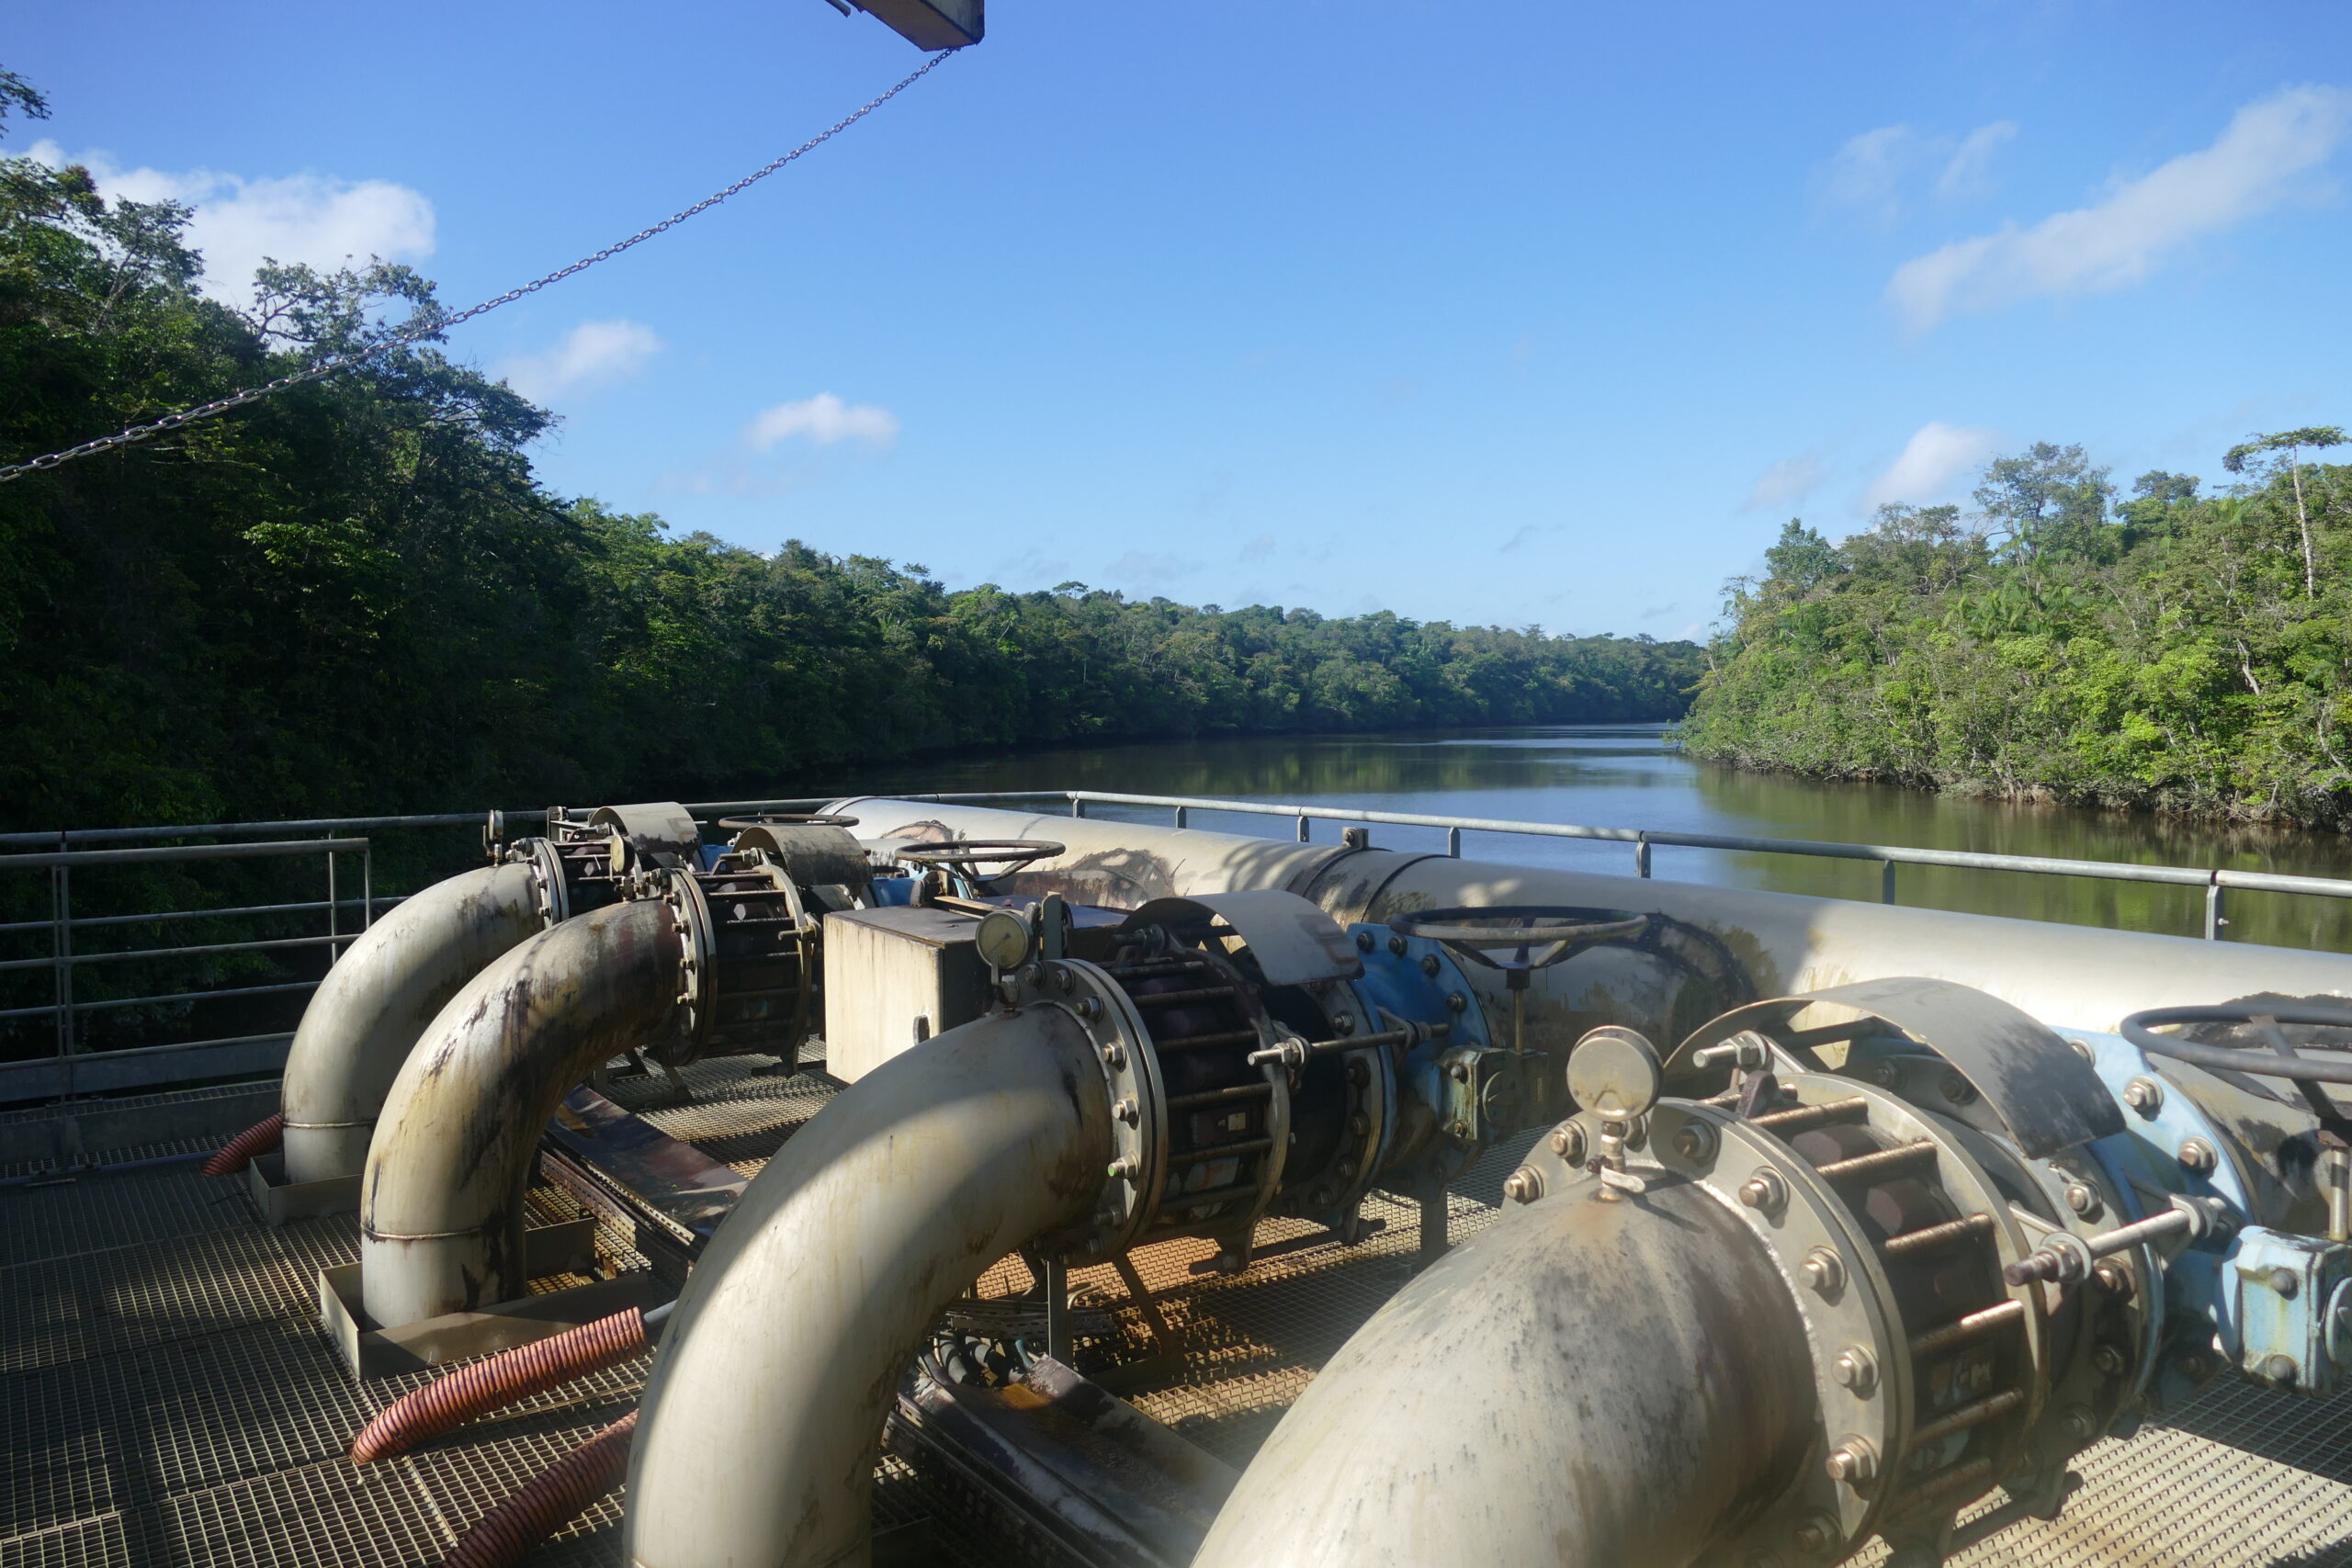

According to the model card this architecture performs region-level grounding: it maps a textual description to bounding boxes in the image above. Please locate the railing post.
[324,838,339,964]
[1071,797,1087,819]
[1445,826,1462,858]
[1174,806,1188,829]
[1882,860,1897,906]
[1296,815,1310,843]
[1634,832,1651,879]
[51,844,73,1068]
[2205,877,2226,941]
[362,845,374,931]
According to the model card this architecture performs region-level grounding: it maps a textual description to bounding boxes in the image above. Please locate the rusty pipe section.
[1193,1179,1815,1568]
[360,898,684,1328]
[624,1004,1114,1568]
[282,862,548,1184]
[831,799,2352,1041]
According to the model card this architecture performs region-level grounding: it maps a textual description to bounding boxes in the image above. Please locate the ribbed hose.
[201,1113,283,1177]
[441,1410,637,1568]
[351,1308,648,1463]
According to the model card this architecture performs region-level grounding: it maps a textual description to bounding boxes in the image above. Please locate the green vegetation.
[1682,436,2352,829]
[0,79,1699,833]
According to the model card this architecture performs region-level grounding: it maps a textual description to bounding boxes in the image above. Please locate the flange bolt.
[1550,1122,1587,1164]
[1114,1097,1139,1127]
[1738,1168,1788,1214]
[1825,1438,1879,1484]
[1791,1513,1841,1556]
[2091,1343,2129,1376]
[2093,1262,2133,1301]
[1672,1122,1717,1164]
[1503,1167,1544,1205]
[2124,1077,2165,1116]
[1831,1345,1878,1396]
[2065,1182,2102,1218]
[1800,1247,1844,1295]
[1106,1154,1140,1183]
[2179,1138,2219,1176]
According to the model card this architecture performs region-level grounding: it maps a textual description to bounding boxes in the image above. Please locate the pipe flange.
[1275,980,1395,1234]
[1018,958,1168,1258]
[510,837,571,929]
[1521,1096,1910,1558]
[661,867,718,1062]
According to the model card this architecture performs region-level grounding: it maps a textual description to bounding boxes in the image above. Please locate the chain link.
[0,51,951,484]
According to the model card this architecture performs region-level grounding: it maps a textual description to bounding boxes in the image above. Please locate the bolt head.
[2125,1077,2165,1115]
[2176,1351,2214,1382]
[1550,1122,1588,1164]
[1101,1042,1125,1067]
[1354,930,1375,952]
[2068,1036,2096,1063]
[1504,1167,1544,1204]
[1387,934,1408,957]
[1448,1063,1471,1083]
[1114,1097,1139,1126]
[2093,1262,2134,1302]
[2265,1354,2301,1387]
[1446,992,1467,1013]
[1826,1438,1879,1483]
[1801,1247,1845,1295]
[1420,954,1442,977]
[2179,1138,2218,1176]
[1940,1070,1977,1106]
[2092,1343,2130,1376]
[2270,1266,2301,1300]
[1737,1168,1786,1213]
[1791,1513,1840,1555]
[1673,1122,1717,1163]
[2065,1182,2102,1217]
[1831,1345,1877,1395]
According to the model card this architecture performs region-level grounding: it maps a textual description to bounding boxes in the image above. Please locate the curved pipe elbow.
[360,897,684,1328]
[623,1004,1114,1568]
[282,862,548,1185]
[1193,1180,1815,1568]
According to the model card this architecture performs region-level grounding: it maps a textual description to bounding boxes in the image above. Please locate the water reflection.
[839,726,2352,955]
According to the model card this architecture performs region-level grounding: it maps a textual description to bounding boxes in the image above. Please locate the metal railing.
[849,788,2352,944]
[0,838,372,1100]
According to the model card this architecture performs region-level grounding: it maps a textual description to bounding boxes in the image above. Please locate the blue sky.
[12,2,2352,639]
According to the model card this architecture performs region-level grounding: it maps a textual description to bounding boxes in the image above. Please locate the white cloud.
[743,392,900,450]
[30,140,434,308]
[1935,120,2018,202]
[1820,125,1915,222]
[496,320,662,403]
[1888,85,2352,334]
[1865,423,2000,510]
[1743,454,1826,512]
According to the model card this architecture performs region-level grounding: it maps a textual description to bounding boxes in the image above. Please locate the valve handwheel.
[897,839,1068,889]
[2121,1002,2352,1137]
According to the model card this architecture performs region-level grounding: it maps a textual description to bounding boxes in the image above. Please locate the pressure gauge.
[974,908,1034,972]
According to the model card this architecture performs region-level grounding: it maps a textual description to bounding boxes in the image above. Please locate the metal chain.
[0,51,952,484]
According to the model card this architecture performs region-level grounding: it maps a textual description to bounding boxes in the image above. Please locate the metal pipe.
[825,799,2352,1040]
[1192,1180,1815,1568]
[281,863,548,1185]
[360,898,684,1327]
[623,1004,1112,1568]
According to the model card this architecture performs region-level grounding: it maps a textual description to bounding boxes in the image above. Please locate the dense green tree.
[1684,438,2352,828]
[0,84,1702,834]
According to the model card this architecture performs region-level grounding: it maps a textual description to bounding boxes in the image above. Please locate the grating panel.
[0,1224,305,1374]
[147,1456,446,1568]
[0,1164,248,1269]
[400,1386,642,1556]
[0,1512,129,1568]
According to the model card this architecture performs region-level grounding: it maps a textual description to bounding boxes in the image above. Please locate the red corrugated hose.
[440,1410,638,1568]
[350,1307,649,1463]
[200,1113,283,1176]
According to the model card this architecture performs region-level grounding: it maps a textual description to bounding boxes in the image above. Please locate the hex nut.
[1673,1122,1718,1164]
[2065,1182,2102,1218]
[1831,1345,1878,1396]
[1801,1247,1845,1295]
[2091,1343,2130,1376]
[2179,1138,2219,1176]
[1387,934,1408,957]
[2093,1262,2133,1302]
[1550,1122,1588,1164]
[1101,1042,1125,1068]
[1791,1513,1841,1555]
[1738,1168,1788,1213]
[1420,954,1442,977]
[1940,1070,1977,1106]
[1503,1167,1544,1205]
[1826,1438,1879,1483]
[2124,1077,2165,1115]
[1114,1097,1140,1126]
[1447,992,1467,1013]
[2068,1037,2096,1063]
[1354,931,1375,952]
[1077,996,1104,1021]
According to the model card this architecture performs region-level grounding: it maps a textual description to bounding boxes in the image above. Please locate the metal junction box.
[821,906,992,1083]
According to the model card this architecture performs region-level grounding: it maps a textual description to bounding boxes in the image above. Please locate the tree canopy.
[0,86,1701,832]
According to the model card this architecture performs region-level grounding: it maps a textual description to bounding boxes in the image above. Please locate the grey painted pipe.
[1193,1179,1815,1568]
[282,862,547,1184]
[832,799,2352,1039]
[624,1004,1113,1568]
[360,898,683,1328]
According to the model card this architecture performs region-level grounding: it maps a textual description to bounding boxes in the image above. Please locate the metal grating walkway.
[4,1068,2352,1566]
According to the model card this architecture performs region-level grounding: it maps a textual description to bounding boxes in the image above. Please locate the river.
[842,724,2352,956]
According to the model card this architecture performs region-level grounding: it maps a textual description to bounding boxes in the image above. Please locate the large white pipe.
[360,898,682,1327]
[832,799,2352,1038]
[1193,1179,1815,1568]
[281,862,547,1184]
[624,1003,1113,1568]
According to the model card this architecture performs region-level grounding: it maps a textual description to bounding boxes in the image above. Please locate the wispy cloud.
[1819,119,2016,224]
[1864,422,2000,509]
[743,393,900,450]
[496,319,662,403]
[30,140,433,309]
[1889,85,2352,334]
[1743,454,1826,512]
